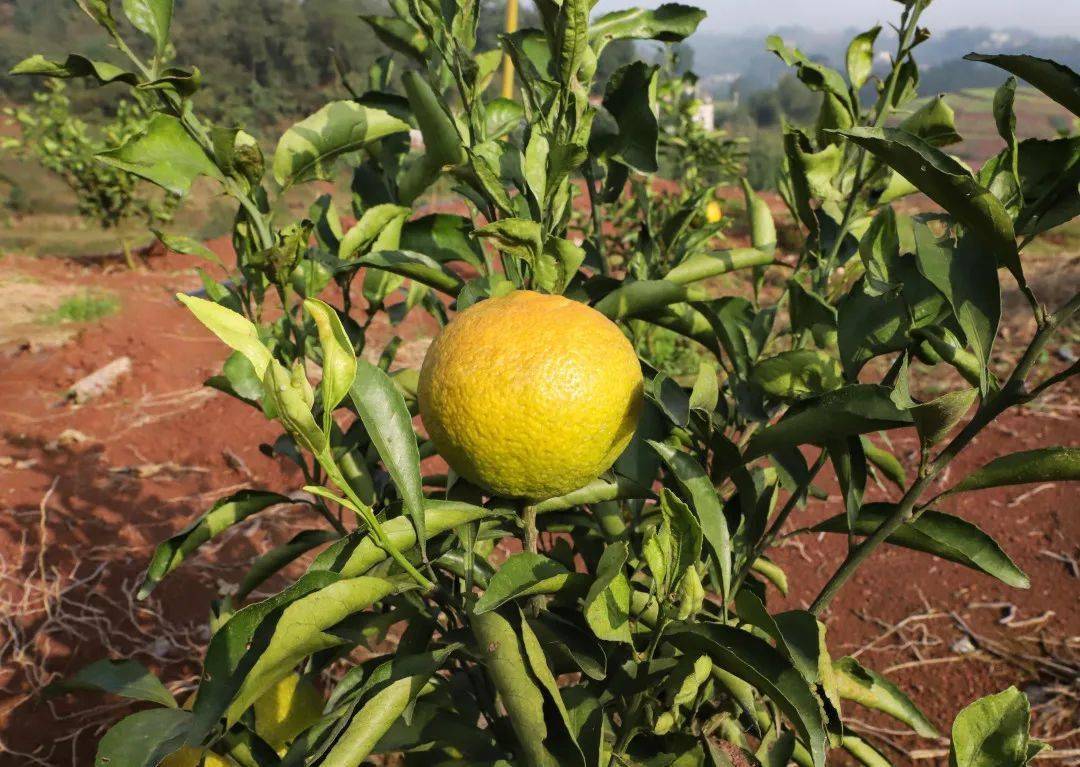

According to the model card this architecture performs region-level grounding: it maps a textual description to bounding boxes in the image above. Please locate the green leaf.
[138,490,292,599]
[339,204,410,260]
[846,26,881,90]
[473,217,542,263]
[552,0,591,84]
[949,687,1039,767]
[1017,137,1080,237]
[752,350,844,402]
[861,437,907,488]
[326,685,430,763]
[72,0,118,33]
[858,207,902,297]
[751,556,789,596]
[187,573,339,736]
[782,128,820,238]
[98,113,221,196]
[305,299,357,416]
[584,542,633,643]
[475,553,572,614]
[837,127,1023,285]
[217,727,279,767]
[838,265,949,378]
[471,608,585,767]
[812,505,1029,588]
[45,659,176,708]
[601,61,661,173]
[817,92,854,148]
[911,388,978,449]
[992,78,1020,175]
[900,95,962,147]
[543,238,587,294]
[665,248,775,285]
[94,708,192,767]
[830,437,867,532]
[833,656,939,738]
[788,281,837,349]
[138,66,201,98]
[964,53,1080,117]
[223,576,397,726]
[689,361,719,414]
[349,360,426,558]
[734,591,819,684]
[9,53,137,86]
[324,649,456,764]
[403,70,465,168]
[745,385,913,460]
[264,360,325,454]
[768,36,852,114]
[657,489,704,591]
[533,476,653,513]
[485,97,525,140]
[523,128,550,209]
[401,213,483,267]
[668,624,827,767]
[646,372,690,428]
[741,178,777,251]
[595,280,705,320]
[272,101,409,187]
[947,446,1080,494]
[236,529,338,602]
[841,734,892,767]
[913,227,999,394]
[359,15,427,62]
[310,500,494,577]
[347,250,464,296]
[589,4,706,55]
[122,0,172,54]
[154,230,222,267]
[649,441,732,601]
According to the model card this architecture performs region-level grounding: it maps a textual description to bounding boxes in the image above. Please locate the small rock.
[67,357,132,404]
[951,636,976,654]
[44,428,92,452]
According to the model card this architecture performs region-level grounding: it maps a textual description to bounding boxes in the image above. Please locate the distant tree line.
[0,0,638,132]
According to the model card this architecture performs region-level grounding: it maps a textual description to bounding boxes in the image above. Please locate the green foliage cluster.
[14,0,1080,765]
[47,289,121,323]
[2,80,178,239]
[0,0,536,127]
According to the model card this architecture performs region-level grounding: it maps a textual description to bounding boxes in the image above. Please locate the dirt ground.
[0,222,1077,765]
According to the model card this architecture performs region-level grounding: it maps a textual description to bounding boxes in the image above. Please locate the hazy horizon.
[590,0,1080,38]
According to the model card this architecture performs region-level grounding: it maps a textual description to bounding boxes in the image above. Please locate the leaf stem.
[321,455,433,590]
[584,158,609,276]
[809,289,1079,614]
[521,503,543,617]
[731,449,829,596]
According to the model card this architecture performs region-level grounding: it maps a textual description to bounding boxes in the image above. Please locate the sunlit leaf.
[138,490,292,599]
[947,446,1080,494]
[812,505,1029,588]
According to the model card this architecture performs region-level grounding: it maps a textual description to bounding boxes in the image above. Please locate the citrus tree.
[2,80,179,266]
[14,0,1080,765]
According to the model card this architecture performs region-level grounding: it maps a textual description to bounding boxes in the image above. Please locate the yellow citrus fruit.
[161,747,235,767]
[418,290,643,500]
[705,200,722,223]
[253,673,324,753]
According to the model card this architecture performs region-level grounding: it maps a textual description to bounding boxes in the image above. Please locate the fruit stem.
[522,503,539,556]
[521,503,542,617]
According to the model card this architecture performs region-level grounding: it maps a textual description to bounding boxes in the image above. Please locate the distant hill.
[688,26,1080,95]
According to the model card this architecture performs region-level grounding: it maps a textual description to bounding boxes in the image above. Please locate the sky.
[590,0,1080,37]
